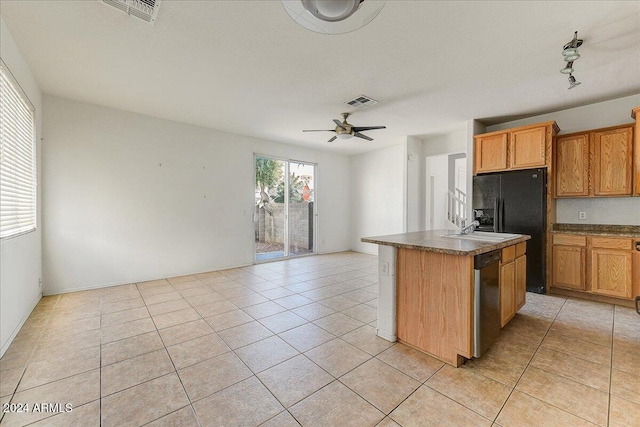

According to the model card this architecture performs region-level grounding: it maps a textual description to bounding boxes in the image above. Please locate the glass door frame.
[253,153,318,263]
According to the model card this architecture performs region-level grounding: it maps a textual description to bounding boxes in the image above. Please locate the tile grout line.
[489,296,569,424]
[138,280,204,427]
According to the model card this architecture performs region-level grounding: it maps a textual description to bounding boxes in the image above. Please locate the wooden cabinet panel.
[590,249,633,299]
[501,245,516,263]
[515,255,526,310]
[590,237,633,250]
[552,246,586,291]
[510,126,546,169]
[633,107,640,196]
[500,261,516,327]
[475,133,508,173]
[592,127,633,196]
[553,234,586,246]
[556,133,589,197]
[396,248,473,366]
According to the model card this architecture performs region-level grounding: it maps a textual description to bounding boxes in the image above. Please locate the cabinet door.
[555,133,589,197]
[475,133,508,173]
[590,249,633,299]
[515,255,526,310]
[510,126,547,169]
[592,127,633,196]
[500,261,516,327]
[552,246,586,290]
[634,107,640,196]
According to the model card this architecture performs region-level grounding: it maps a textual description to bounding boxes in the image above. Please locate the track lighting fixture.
[568,74,581,89]
[561,31,583,89]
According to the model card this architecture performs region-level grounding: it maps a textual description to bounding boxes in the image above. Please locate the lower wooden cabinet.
[590,248,633,299]
[552,233,637,302]
[552,245,586,290]
[499,242,526,327]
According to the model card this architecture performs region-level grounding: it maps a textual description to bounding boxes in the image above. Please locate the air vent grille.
[101,0,161,24]
[345,95,378,108]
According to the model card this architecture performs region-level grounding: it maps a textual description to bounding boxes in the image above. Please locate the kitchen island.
[361,230,530,367]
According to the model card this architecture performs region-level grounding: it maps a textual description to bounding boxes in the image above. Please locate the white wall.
[486,94,640,226]
[42,96,351,294]
[0,19,43,356]
[350,143,405,254]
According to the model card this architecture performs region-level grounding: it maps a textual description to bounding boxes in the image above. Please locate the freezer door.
[499,169,547,294]
[472,174,500,209]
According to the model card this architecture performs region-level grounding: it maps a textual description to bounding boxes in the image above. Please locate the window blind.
[0,62,36,239]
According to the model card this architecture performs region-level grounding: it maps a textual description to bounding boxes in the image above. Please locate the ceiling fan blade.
[352,126,386,132]
[333,119,347,130]
[354,132,373,141]
[303,129,335,132]
[328,136,337,142]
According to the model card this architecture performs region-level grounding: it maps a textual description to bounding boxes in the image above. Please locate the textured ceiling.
[1,1,639,154]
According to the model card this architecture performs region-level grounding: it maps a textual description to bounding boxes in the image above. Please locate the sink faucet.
[459,220,480,235]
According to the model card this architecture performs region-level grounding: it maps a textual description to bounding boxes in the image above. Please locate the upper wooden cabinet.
[510,126,547,169]
[474,133,508,173]
[554,124,634,198]
[556,133,589,197]
[474,121,559,175]
[592,126,634,196]
[632,107,640,196]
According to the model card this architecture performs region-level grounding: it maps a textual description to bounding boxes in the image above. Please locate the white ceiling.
[1,1,639,155]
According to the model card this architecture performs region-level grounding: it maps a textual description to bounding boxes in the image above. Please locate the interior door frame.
[253,153,318,263]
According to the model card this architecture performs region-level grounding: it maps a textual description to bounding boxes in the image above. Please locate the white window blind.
[0,61,36,239]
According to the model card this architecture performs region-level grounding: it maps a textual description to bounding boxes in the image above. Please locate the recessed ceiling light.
[282,0,386,35]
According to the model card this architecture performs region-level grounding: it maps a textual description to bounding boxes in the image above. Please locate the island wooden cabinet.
[555,124,634,197]
[499,242,526,327]
[474,121,559,175]
[552,234,637,302]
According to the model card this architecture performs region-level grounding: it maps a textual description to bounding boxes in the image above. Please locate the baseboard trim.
[0,293,42,358]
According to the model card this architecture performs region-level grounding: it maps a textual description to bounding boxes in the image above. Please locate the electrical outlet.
[38,278,42,289]
[380,261,389,276]
[579,211,587,220]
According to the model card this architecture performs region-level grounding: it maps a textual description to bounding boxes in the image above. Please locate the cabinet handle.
[636,242,640,252]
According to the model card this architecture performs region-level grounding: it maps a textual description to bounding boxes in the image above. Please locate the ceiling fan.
[303,113,386,142]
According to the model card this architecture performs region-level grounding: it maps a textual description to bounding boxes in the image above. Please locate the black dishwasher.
[473,249,501,358]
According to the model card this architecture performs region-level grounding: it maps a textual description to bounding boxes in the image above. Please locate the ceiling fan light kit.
[282,0,386,35]
[561,31,583,89]
[303,112,386,143]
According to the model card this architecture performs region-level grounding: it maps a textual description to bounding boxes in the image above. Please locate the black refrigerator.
[472,168,547,294]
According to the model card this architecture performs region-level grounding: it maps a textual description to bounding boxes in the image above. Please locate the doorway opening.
[254,155,317,262]
[425,152,466,230]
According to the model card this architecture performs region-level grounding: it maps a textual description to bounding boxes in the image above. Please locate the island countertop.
[361,230,531,256]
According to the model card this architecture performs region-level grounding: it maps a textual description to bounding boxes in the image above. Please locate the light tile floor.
[1,251,639,426]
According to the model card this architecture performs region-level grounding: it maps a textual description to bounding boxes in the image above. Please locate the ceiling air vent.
[101,0,161,24]
[345,95,378,108]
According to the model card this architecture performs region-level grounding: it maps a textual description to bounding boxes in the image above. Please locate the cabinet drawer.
[590,237,633,250]
[515,242,526,257]
[501,245,516,263]
[553,234,586,246]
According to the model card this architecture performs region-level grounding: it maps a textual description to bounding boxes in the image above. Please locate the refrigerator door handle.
[493,197,499,233]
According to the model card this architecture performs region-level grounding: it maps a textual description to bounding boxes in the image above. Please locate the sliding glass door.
[254,156,317,262]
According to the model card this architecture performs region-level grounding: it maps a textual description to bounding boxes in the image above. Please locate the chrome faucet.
[459,220,480,235]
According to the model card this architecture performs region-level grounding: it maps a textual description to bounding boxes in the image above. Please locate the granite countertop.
[552,224,640,238]
[361,230,531,256]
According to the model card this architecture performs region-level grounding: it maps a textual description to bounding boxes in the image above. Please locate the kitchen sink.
[441,231,522,242]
